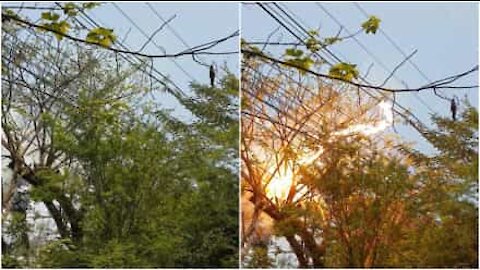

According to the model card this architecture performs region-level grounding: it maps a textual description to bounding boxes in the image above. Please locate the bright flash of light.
[334,101,393,136]
[262,101,392,202]
[264,146,324,201]
[265,160,294,200]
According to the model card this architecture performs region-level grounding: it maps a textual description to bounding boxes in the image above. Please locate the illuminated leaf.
[82,2,101,10]
[86,27,117,48]
[62,3,78,16]
[284,57,314,74]
[42,20,70,41]
[285,48,303,57]
[324,37,342,46]
[329,62,359,81]
[3,9,19,20]
[362,15,381,34]
[307,29,319,37]
[305,37,320,52]
[41,11,60,21]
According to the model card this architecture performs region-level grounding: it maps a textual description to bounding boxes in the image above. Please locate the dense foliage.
[1,17,239,267]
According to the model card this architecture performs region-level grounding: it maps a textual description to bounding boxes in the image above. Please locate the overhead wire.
[253,3,428,134]
[315,3,437,114]
[111,3,197,82]
[74,5,189,99]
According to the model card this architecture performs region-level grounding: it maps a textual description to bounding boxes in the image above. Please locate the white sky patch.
[334,100,393,136]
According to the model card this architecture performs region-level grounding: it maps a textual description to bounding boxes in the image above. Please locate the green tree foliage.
[361,16,381,34]
[2,24,238,267]
[390,101,478,268]
[3,3,115,46]
[328,62,359,81]
[245,245,274,268]
[271,104,478,268]
[242,9,476,266]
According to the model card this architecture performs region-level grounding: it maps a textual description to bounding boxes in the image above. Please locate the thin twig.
[242,49,479,93]
[3,13,239,59]
[138,15,176,52]
[380,49,418,87]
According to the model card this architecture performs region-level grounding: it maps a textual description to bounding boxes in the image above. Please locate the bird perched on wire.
[451,98,457,121]
[209,64,215,88]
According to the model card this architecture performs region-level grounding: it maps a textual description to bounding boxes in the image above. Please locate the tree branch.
[3,13,239,58]
[242,49,479,93]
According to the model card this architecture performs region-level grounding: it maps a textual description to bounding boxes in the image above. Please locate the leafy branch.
[2,12,239,58]
[242,48,479,93]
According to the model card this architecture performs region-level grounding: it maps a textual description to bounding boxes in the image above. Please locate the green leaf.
[42,20,70,41]
[41,11,60,21]
[307,29,319,37]
[362,15,381,34]
[323,37,342,46]
[305,37,320,52]
[57,21,70,36]
[284,57,314,74]
[285,48,303,57]
[329,62,359,81]
[63,3,78,16]
[3,9,19,20]
[86,27,117,48]
[82,2,101,10]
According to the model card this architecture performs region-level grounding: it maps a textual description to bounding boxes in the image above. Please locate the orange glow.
[263,146,324,201]
[265,159,294,200]
[260,101,392,202]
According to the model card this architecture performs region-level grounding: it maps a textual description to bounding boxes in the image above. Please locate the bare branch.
[242,49,479,93]
[138,15,176,52]
[380,49,417,87]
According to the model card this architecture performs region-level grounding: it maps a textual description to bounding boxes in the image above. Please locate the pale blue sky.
[90,2,239,120]
[4,2,478,153]
[242,2,478,153]
[6,2,240,119]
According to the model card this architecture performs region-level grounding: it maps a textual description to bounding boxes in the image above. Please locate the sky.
[0,2,478,266]
[2,2,240,242]
[2,2,240,120]
[88,2,240,120]
[242,2,479,154]
[3,2,477,152]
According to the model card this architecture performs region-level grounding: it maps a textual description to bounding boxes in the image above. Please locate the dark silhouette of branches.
[2,13,239,58]
[2,5,62,10]
[242,49,478,93]
[379,49,417,87]
[138,14,176,52]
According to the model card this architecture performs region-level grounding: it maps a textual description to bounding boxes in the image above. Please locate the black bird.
[450,98,457,121]
[209,65,215,87]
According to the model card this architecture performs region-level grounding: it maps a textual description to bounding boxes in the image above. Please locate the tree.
[390,101,478,268]
[241,47,391,266]
[241,20,478,266]
[2,11,239,267]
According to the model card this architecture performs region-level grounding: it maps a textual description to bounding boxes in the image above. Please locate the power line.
[277,2,351,63]
[273,3,341,63]
[353,3,432,84]
[111,3,197,82]
[315,3,437,114]
[253,3,430,133]
[351,3,442,112]
[259,3,335,66]
[145,3,210,67]
[74,6,188,99]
